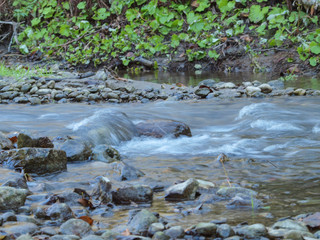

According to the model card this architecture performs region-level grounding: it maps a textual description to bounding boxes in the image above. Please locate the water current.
[1,96,320,228]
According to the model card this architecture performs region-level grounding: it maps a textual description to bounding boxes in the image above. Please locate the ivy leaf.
[126,9,137,21]
[60,24,71,37]
[310,41,320,54]
[309,57,317,66]
[62,2,70,10]
[171,34,180,48]
[31,18,41,26]
[77,2,86,10]
[217,0,235,13]
[142,0,157,15]
[93,8,110,20]
[249,5,269,23]
[195,0,210,12]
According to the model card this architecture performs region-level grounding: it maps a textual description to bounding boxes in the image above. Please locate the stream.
[1,96,320,229]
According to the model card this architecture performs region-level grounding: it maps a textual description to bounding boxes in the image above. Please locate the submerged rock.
[216,187,257,199]
[0,148,67,175]
[2,176,29,190]
[136,119,192,138]
[165,178,199,201]
[0,186,29,210]
[91,145,120,163]
[0,222,39,237]
[104,161,145,181]
[128,209,158,235]
[57,139,92,162]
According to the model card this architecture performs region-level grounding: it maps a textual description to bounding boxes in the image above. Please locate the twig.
[220,161,232,187]
[0,21,20,52]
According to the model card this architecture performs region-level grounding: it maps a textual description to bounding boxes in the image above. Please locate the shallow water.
[1,96,320,228]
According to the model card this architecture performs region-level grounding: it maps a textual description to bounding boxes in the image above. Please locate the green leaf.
[93,8,110,20]
[62,2,70,10]
[142,0,158,15]
[126,9,137,21]
[217,0,235,13]
[31,18,41,26]
[77,2,86,10]
[171,34,180,48]
[309,57,317,66]
[150,20,160,30]
[19,44,29,54]
[310,41,320,54]
[196,0,210,12]
[249,5,269,23]
[60,24,71,37]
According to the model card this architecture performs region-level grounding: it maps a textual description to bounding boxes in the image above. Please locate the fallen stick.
[0,21,20,52]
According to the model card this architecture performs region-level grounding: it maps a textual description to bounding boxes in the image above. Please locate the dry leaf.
[9,136,18,144]
[79,216,94,225]
[78,198,94,209]
[24,173,33,182]
[191,0,199,7]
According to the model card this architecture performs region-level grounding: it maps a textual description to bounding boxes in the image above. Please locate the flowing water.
[1,96,320,228]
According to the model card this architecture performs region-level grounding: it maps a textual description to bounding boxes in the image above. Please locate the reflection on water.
[121,71,320,89]
[1,97,320,227]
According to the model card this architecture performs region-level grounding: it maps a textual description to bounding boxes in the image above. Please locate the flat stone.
[165,178,199,201]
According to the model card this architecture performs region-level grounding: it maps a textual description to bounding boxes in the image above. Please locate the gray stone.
[95,70,111,80]
[165,178,199,201]
[105,161,145,181]
[51,235,80,240]
[0,148,67,175]
[193,222,217,237]
[128,209,158,235]
[46,203,73,221]
[314,230,320,238]
[29,97,41,105]
[39,226,57,236]
[92,176,112,204]
[0,187,28,210]
[112,185,153,205]
[36,89,51,95]
[152,232,170,240]
[216,187,257,199]
[60,219,92,237]
[88,94,101,101]
[16,234,34,240]
[29,86,38,94]
[106,92,120,99]
[195,88,211,98]
[236,223,267,238]
[246,86,261,97]
[164,226,185,239]
[101,230,118,240]
[1,222,38,236]
[268,79,285,90]
[1,212,17,222]
[217,224,234,238]
[198,79,216,87]
[16,215,40,225]
[0,132,12,150]
[294,88,306,96]
[227,193,262,209]
[136,119,192,138]
[259,84,272,93]
[272,219,309,232]
[148,223,165,236]
[13,97,29,104]
[81,235,104,240]
[219,82,236,89]
[47,80,55,89]
[284,230,315,240]
[57,139,92,162]
[91,145,120,163]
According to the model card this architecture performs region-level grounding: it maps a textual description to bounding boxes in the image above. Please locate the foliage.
[0,62,53,79]
[7,0,320,68]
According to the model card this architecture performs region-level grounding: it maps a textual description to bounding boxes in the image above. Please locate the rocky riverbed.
[1,69,320,239]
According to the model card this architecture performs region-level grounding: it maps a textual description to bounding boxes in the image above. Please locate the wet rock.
[37,89,51,95]
[271,219,309,232]
[136,119,192,138]
[294,88,306,96]
[216,187,257,199]
[217,224,235,238]
[148,223,165,236]
[1,212,17,222]
[0,148,67,175]
[128,209,158,235]
[33,206,47,219]
[191,222,217,237]
[17,133,54,148]
[314,230,320,238]
[198,79,216,87]
[152,232,170,240]
[112,185,153,205]
[236,223,267,238]
[81,235,104,240]
[164,226,185,239]
[245,86,261,97]
[105,161,145,181]
[38,226,57,236]
[92,176,112,203]
[165,178,199,201]
[91,145,120,163]
[0,132,12,150]
[46,203,74,221]
[259,84,272,93]
[284,230,315,240]
[101,230,118,240]
[57,139,92,162]
[1,222,39,237]
[29,97,41,105]
[60,219,92,237]
[0,187,28,210]
[227,193,262,209]
[2,176,29,190]
[268,79,285,90]
[16,234,34,240]
[225,236,241,240]
[51,235,80,240]
[301,212,320,228]
[195,88,211,98]
[16,215,40,225]
[219,82,236,89]
[13,97,29,104]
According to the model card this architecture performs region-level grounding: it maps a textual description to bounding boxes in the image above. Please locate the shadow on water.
[120,71,320,89]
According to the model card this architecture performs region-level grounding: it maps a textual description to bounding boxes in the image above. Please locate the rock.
[294,88,306,96]
[0,187,28,210]
[268,79,285,90]
[112,185,153,205]
[47,80,55,89]
[219,82,236,89]
[314,230,320,238]
[105,161,145,181]
[236,223,267,238]
[216,187,257,199]
[136,119,192,138]
[91,176,112,203]
[101,230,118,240]
[2,176,29,190]
[1,222,38,237]
[258,84,272,93]
[51,235,80,240]
[217,224,235,238]
[302,212,320,228]
[16,234,34,240]
[0,148,67,175]
[57,139,92,162]
[164,226,185,239]
[17,133,54,148]
[1,212,17,222]
[13,97,29,104]
[0,132,12,149]
[81,235,104,240]
[96,70,111,80]
[195,88,211,98]
[227,193,262,209]
[38,226,57,236]
[60,219,92,237]
[148,223,165,236]
[246,86,261,97]
[128,209,158,235]
[165,178,199,201]
[29,97,41,105]
[16,215,40,225]
[271,219,309,232]
[284,230,315,240]
[46,203,74,221]
[91,145,120,163]
[192,222,217,237]
[152,232,170,240]
[198,79,216,87]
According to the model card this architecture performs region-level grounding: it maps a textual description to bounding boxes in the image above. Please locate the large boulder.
[0,132,12,150]
[136,119,192,138]
[0,148,67,175]
[165,178,199,201]
[0,186,29,210]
